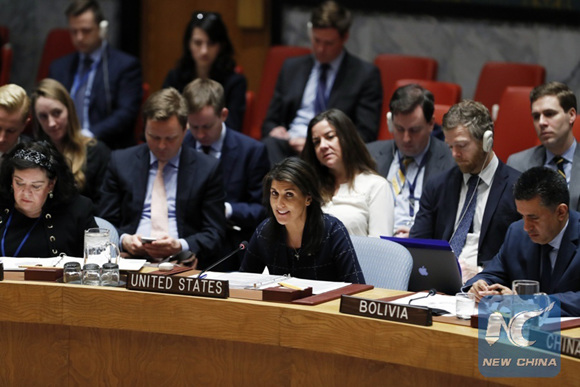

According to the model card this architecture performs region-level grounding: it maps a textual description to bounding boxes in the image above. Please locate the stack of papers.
[1,256,146,271]
[196,271,350,295]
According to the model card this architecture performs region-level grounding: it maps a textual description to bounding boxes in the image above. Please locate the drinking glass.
[81,263,101,286]
[100,262,120,286]
[512,280,540,295]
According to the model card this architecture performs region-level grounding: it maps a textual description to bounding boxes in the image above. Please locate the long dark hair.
[0,141,78,208]
[262,158,325,256]
[302,109,378,202]
[175,11,236,87]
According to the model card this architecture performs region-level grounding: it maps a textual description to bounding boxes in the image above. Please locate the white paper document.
[197,271,350,295]
[0,256,146,271]
[387,293,457,316]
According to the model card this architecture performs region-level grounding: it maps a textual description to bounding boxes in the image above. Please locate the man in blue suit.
[183,79,269,270]
[98,88,226,268]
[410,100,521,283]
[49,0,142,149]
[367,84,455,237]
[466,167,580,317]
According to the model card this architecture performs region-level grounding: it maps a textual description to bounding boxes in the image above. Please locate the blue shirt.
[288,51,345,138]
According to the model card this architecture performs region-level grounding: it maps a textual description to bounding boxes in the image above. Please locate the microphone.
[197,241,248,279]
[408,288,437,305]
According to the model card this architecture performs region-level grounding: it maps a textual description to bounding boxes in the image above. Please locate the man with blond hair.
[0,84,31,161]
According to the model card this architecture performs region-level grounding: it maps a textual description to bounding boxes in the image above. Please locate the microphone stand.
[197,242,248,279]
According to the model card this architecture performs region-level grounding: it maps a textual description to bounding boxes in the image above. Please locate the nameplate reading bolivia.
[339,295,432,326]
[126,272,228,299]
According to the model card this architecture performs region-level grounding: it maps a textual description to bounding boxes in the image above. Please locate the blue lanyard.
[1,211,41,257]
[397,152,428,217]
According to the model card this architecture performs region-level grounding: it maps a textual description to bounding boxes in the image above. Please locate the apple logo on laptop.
[418,266,428,276]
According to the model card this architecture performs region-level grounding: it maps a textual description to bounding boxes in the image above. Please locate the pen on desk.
[198,274,207,279]
[278,282,304,291]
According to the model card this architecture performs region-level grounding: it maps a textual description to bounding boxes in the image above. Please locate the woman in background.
[302,109,394,237]
[240,157,365,283]
[163,11,246,131]
[0,141,97,257]
[31,78,110,204]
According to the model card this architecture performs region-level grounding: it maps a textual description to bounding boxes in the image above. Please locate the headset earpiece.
[387,112,394,134]
[307,21,313,39]
[99,20,109,40]
[482,130,493,153]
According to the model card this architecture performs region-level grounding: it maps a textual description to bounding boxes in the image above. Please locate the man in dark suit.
[507,82,580,211]
[466,167,580,317]
[262,1,382,165]
[182,79,269,270]
[0,84,31,161]
[367,84,454,237]
[98,88,226,268]
[49,0,142,149]
[410,100,521,283]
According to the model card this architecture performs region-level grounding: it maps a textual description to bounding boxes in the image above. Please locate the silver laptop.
[381,236,463,295]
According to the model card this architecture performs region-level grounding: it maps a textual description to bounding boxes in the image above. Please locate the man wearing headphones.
[507,82,580,211]
[49,0,142,150]
[367,84,455,237]
[410,100,521,283]
[262,0,382,165]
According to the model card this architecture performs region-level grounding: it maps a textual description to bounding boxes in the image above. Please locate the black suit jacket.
[465,210,580,317]
[49,45,142,149]
[366,137,455,187]
[98,144,227,267]
[262,51,382,142]
[410,161,521,266]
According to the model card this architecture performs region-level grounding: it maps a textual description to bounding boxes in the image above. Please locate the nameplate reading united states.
[340,295,432,326]
[126,272,229,299]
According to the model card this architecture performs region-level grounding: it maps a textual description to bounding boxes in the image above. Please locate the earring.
[49,191,53,199]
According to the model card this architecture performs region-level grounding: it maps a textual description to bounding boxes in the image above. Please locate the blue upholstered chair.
[350,236,413,290]
[94,216,119,248]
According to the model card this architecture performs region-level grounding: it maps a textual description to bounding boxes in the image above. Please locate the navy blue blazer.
[49,45,143,149]
[183,127,268,230]
[262,51,382,143]
[410,161,521,266]
[97,144,227,267]
[465,210,580,317]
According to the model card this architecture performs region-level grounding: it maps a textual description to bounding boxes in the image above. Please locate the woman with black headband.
[0,141,97,257]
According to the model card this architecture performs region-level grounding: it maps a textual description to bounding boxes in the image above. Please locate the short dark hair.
[0,141,78,207]
[302,109,377,202]
[442,100,493,140]
[143,88,188,130]
[513,166,569,209]
[65,0,105,23]
[310,1,352,36]
[390,84,435,122]
[530,82,577,113]
[262,157,324,256]
[183,78,225,116]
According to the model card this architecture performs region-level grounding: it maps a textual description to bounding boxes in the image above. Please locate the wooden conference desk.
[0,278,578,386]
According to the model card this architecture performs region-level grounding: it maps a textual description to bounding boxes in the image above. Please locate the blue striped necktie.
[450,175,479,258]
[314,63,330,114]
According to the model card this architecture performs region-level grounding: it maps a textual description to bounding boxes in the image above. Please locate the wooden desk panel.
[0,280,578,385]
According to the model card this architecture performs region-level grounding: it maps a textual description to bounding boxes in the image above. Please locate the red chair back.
[493,86,539,162]
[245,45,311,140]
[393,79,461,106]
[37,28,76,82]
[374,54,438,140]
[0,44,13,86]
[473,61,545,113]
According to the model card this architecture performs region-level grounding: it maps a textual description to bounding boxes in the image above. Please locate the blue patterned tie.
[314,63,330,114]
[450,175,479,257]
[74,56,94,127]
